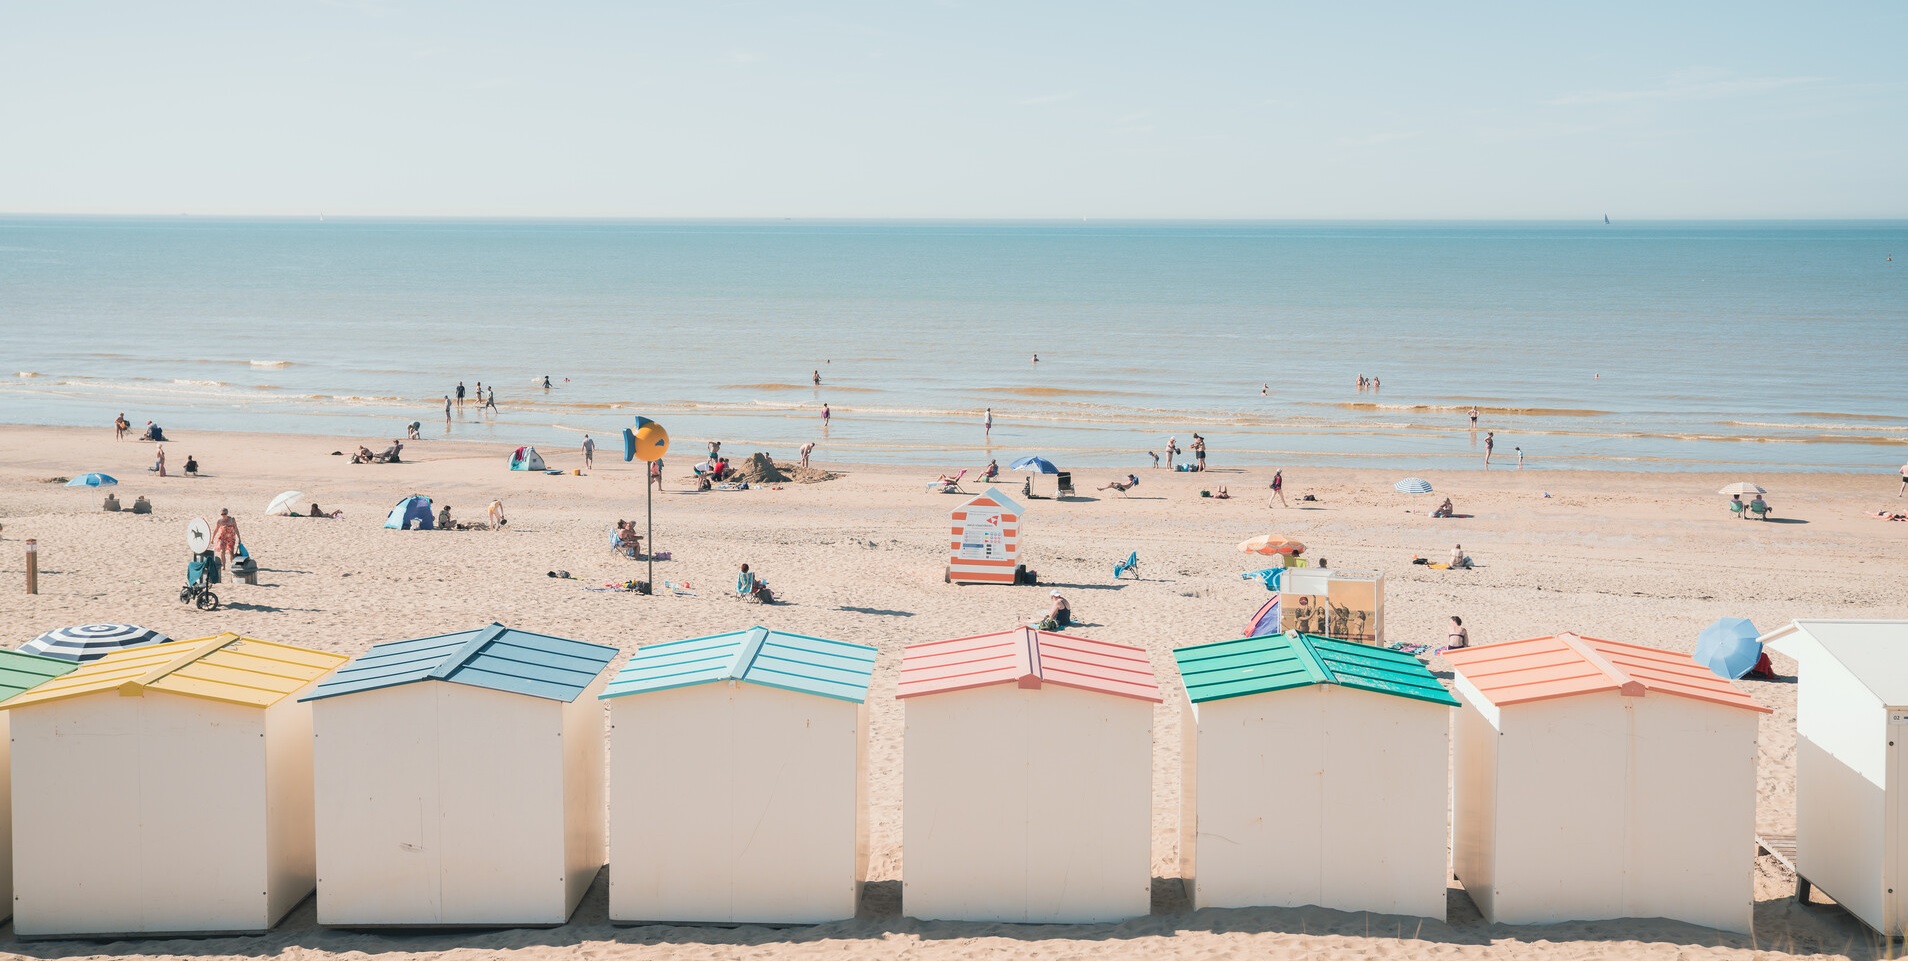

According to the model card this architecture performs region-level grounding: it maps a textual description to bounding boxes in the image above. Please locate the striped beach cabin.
[1447,633,1769,933]
[0,650,77,921]
[1174,632,1456,919]
[899,627,1161,922]
[946,486,1022,585]
[601,626,877,924]
[1,633,347,939]
[302,623,619,927]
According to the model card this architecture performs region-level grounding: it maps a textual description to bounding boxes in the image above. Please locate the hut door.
[1890,712,1908,934]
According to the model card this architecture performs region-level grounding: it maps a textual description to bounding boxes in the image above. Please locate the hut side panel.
[1451,694,1500,920]
[264,698,319,926]
[1491,694,1631,926]
[1795,665,1889,933]
[433,683,568,923]
[905,683,1152,923]
[0,714,14,919]
[312,683,447,924]
[560,673,608,916]
[12,694,270,937]
[612,683,861,923]
[1625,694,1758,933]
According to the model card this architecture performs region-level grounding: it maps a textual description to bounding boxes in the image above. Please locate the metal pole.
[25,538,38,595]
[645,468,654,591]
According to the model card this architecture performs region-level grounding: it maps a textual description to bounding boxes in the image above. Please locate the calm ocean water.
[3,216,1904,473]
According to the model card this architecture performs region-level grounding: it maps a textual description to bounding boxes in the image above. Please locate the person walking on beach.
[114,413,129,440]
[444,395,452,421]
[474,380,483,403]
[1516,446,1524,470]
[456,382,465,404]
[821,403,831,427]
[582,434,595,469]
[542,375,552,390]
[1269,469,1287,508]
[1483,431,1495,467]
[212,508,240,573]
[799,441,815,468]
[984,407,993,437]
[1192,434,1207,471]
[155,444,167,477]
[485,387,497,411]
[1899,463,1908,497]
[648,458,664,492]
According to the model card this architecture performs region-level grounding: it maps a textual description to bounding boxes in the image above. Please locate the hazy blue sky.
[3,2,1904,218]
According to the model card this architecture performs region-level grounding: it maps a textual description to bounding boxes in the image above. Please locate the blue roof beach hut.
[303,623,619,927]
[600,626,877,924]
[1174,632,1457,919]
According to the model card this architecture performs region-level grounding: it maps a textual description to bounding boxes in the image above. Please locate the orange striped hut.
[945,486,1023,585]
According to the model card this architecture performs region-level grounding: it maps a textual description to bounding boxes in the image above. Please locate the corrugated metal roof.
[1445,633,1770,713]
[1175,632,1457,707]
[600,626,876,703]
[1762,619,1908,706]
[302,623,618,703]
[896,627,1162,703]
[0,634,347,710]
[0,649,77,703]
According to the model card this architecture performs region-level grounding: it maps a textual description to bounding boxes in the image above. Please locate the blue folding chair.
[1113,551,1140,580]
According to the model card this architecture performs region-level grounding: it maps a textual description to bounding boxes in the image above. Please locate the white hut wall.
[559,672,608,917]
[1190,687,1448,918]
[263,696,318,925]
[1793,652,1890,934]
[1623,693,1758,933]
[611,682,861,924]
[904,683,1153,923]
[11,693,270,937]
[1178,699,1199,885]
[1451,679,1500,921]
[0,712,14,920]
[1491,693,1631,926]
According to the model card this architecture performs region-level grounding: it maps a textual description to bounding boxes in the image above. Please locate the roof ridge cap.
[1019,626,1043,689]
[129,633,234,691]
[1287,632,1336,686]
[728,626,772,682]
[1559,632,1644,697]
[429,623,509,681]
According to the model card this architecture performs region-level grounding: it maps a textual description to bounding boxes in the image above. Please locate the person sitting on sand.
[1213,486,1230,499]
[1450,544,1473,569]
[437,504,454,530]
[1436,615,1470,654]
[1433,497,1454,518]
[307,503,341,518]
[614,521,640,557]
[352,445,374,464]
[1043,590,1072,630]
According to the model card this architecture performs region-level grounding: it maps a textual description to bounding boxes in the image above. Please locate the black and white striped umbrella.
[21,624,172,662]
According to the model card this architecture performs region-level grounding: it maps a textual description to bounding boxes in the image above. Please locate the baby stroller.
[181,550,221,610]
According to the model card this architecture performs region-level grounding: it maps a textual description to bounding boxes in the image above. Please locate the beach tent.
[1174,632,1455,918]
[1,633,346,939]
[600,627,877,924]
[0,651,77,921]
[509,446,547,471]
[301,623,618,927]
[384,494,434,530]
[1761,619,1908,937]
[946,486,1023,585]
[898,627,1161,923]
[1446,633,1768,932]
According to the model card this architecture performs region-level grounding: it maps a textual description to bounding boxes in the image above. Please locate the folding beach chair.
[1113,551,1140,580]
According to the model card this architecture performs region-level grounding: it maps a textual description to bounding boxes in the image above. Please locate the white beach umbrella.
[1717,482,1766,496]
[1394,477,1434,494]
[22,624,171,662]
[266,490,307,516]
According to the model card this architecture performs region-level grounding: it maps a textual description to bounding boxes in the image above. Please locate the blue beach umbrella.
[66,473,118,487]
[1693,617,1762,679]
[1009,456,1058,474]
[1394,477,1433,494]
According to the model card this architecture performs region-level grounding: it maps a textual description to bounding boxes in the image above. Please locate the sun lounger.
[929,469,968,494]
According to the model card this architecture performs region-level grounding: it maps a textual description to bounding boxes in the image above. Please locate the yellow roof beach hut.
[898,627,1162,922]
[0,650,77,921]
[301,623,619,927]
[1174,632,1456,919]
[1446,633,1769,933]
[1,633,346,939]
[600,626,878,924]
[1761,619,1908,938]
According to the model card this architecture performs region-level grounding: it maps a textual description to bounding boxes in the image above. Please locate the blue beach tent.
[384,494,434,530]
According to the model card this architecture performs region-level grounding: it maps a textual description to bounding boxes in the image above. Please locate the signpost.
[626,416,670,592]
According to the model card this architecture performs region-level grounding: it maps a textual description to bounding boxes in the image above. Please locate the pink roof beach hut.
[1761,619,1908,938]
[898,627,1161,922]
[1446,633,1769,933]
[1174,632,1457,919]
[0,634,347,939]
[945,486,1022,585]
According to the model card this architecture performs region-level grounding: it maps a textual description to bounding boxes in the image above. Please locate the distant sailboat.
[1603,214,1610,224]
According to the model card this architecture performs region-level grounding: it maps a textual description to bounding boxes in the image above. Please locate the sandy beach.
[2,422,1906,961]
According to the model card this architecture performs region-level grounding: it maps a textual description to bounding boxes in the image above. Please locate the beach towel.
[1241,567,1285,591]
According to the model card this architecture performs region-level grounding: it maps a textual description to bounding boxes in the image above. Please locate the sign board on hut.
[946,487,1022,585]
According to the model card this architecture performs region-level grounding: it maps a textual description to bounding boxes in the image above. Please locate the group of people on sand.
[453,381,499,411]
[435,500,506,532]
[1150,433,1210,471]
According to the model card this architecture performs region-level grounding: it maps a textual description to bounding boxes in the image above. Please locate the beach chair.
[1729,500,1746,517]
[929,468,968,494]
[1113,551,1139,580]
[1749,501,1772,520]
[1056,471,1075,498]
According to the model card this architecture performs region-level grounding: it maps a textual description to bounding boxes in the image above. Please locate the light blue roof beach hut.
[302,623,619,927]
[600,626,876,924]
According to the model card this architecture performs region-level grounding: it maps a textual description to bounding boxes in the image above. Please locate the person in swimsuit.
[813,370,821,386]
[984,408,992,437]
[213,508,240,572]
[799,441,815,468]
[1469,406,1479,427]
[1438,615,1469,654]
[114,413,129,440]
[821,403,831,426]
[1269,469,1287,507]
[1192,434,1207,471]
[582,434,595,468]
[1483,431,1495,467]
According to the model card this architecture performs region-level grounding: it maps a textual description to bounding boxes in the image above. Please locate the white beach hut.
[1446,633,1769,933]
[1761,619,1908,937]
[1174,632,1456,919]
[898,627,1162,923]
[600,626,878,924]
[0,650,76,922]
[1,634,347,939]
[946,486,1023,585]
[302,623,619,927]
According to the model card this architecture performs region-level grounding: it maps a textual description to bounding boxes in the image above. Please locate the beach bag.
[1036,616,1059,632]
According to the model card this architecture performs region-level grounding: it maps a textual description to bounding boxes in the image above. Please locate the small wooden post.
[25,538,38,594]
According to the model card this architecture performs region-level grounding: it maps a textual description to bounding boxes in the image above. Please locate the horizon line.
[5,212,1908,225]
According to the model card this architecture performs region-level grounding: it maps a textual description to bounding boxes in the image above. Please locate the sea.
[3,217,1904,473]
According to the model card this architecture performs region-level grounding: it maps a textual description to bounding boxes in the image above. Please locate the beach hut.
[302,623,618,927]
[509,446,547,471]
[600,626,877,924]
[384,494,433,530]
[1278,567,1387,646]
[946,486,1023,585]
[1174,632,1456,918]
[0,650,77,921]
[1761,619,1908,937]
[1446,633,1768,932]
[898,627,1161,922]
[1,633,347,938]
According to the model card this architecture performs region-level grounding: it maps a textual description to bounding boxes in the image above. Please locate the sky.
[2,1,1905,219]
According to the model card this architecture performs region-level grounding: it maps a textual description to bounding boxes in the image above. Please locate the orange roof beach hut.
[1446,633,1769,933]
[945,487,1023,585]
[898,627,1161,923]
[1,634,347,939]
